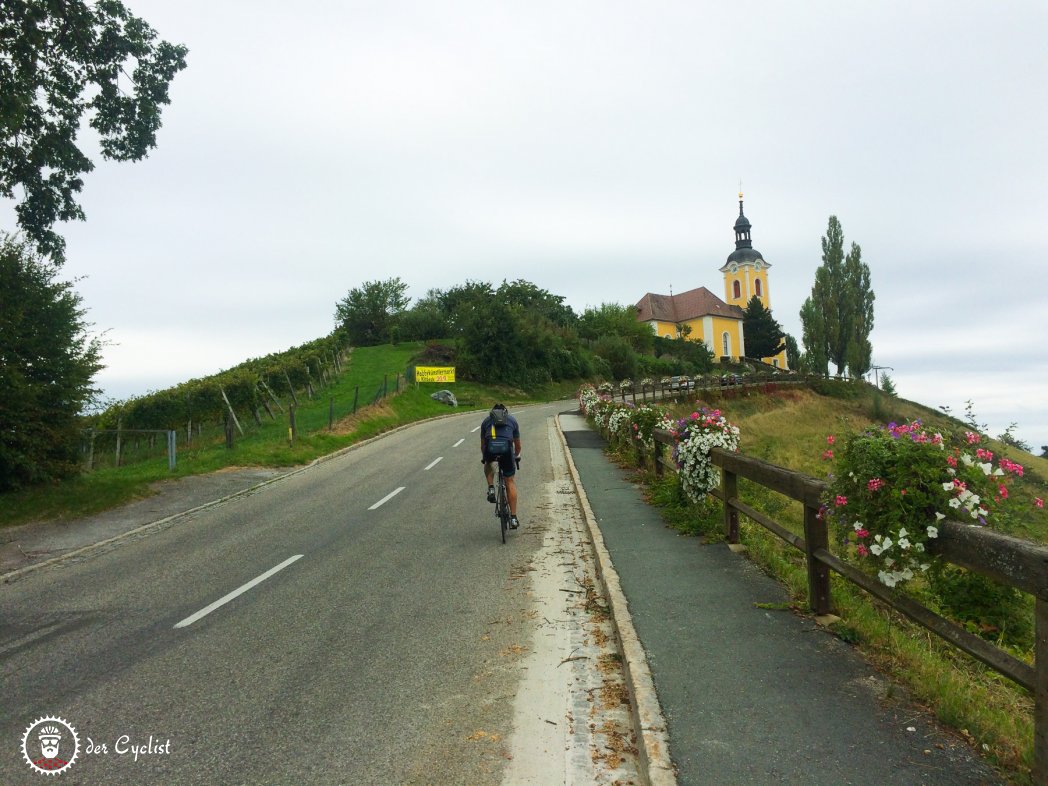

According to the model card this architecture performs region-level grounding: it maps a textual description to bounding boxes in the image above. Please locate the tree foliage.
[784,334,800,371]
[335,277,409,346]
[1,0,188,261]
[0,233,103,489]
[578,302,654,353]
[742,295,786,359]
[800,216,875,377]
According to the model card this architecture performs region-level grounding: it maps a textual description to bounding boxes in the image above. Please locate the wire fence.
[81,371,408,471]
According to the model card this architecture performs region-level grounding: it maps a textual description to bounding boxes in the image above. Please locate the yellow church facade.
[635,195,789,369]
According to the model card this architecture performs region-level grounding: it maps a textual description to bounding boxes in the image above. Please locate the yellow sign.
[415,366,456,383]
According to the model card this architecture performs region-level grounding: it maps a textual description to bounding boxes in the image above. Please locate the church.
[634,195,789,369]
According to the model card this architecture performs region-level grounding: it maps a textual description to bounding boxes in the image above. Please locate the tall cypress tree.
[800,216,875,377]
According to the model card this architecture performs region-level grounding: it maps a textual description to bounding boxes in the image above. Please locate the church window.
[755,279,763,297]
[722,332,730,356]
[732,280,741,299]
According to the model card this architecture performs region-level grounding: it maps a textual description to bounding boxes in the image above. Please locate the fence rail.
[621,423,1048,779]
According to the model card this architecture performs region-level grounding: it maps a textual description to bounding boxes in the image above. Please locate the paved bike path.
[559,412,1001,786]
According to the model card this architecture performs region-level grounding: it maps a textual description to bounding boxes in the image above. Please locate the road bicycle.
[494,457,520,543]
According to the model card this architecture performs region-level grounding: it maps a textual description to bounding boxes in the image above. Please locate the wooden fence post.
[289,406,297,445]
[329,397,334,430]
[284,370,300,407]
[352,386,359,414]
[86,428,96,470]
[224,415,234,449]
[653,436,664,478]
[218,386,245,436]
[802,502,833,616]
[115,418,123,467]
[723,468,740,544]
[1035,597,1048,782]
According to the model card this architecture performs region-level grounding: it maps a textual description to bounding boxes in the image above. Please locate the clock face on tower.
[754,260,763,271]
[729,263,738,273]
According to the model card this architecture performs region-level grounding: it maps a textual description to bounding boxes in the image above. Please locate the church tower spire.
[720,192,771,310]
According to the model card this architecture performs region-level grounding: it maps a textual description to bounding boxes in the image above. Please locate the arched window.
[722,332,730,357]
[732,280,741,300]
[755,279,763,298]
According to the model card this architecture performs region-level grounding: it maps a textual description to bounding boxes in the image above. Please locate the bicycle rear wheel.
[496,475,508,543]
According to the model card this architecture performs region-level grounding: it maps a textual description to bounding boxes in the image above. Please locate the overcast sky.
[8,1,1047,450]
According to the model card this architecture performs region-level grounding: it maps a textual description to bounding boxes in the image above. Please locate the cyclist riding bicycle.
[481,403,522,529]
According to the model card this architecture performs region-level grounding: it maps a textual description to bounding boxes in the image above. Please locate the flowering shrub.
[628,404,670,451]
[619,378,633,391]
[669,408,740,504]
[597,381,614,395]
[577,384,602,415]
[640,377,654,389]
[825,420,1025,588]
[607,404,635,440]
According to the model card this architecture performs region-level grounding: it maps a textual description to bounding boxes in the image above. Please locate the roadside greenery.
[0,235,104,490]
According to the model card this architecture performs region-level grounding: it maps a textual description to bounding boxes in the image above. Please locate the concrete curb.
[555,413,677,786]
[1,408,478,585]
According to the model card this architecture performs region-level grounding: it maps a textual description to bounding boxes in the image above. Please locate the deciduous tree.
[0,233,103,489]
[1,0,188,261]
[800,216,875,377]
[335,278,410,346]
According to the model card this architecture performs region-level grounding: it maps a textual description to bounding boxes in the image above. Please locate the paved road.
[1,403,595,785]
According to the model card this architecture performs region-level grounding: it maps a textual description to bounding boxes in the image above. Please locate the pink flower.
[835,495,848,507]
[1000,458,1024,477]
[822,449,834,460]
[946,455,957,467]
[1036,498,1044,509]
[900,489,907,496]
[690,412,699,420]
[965,431,981,444]
[856,544,869,557]
[826,435,836,445]
[856,528,869,539]
[867,478,885,492]
[976,448,994,461]
[998,485,1009,499]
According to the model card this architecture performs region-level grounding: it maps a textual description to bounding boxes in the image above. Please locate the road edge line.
[554,412,678,786]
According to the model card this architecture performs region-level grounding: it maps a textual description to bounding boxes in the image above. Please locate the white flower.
[900,568,914,581]
[934,512,945,522]
[926,526,938,539]
[881,538,894,551]
[853,522,865,532]
[961,454,974,467]
[942,482,955,491]
[898,538,911,550]
[948,498,962,509]
[915,542,926,552]
[870,543,883,556]
[979,462,993,476]
[994,467,1005,477]
[898,528,908,539]
[879,571,898,587]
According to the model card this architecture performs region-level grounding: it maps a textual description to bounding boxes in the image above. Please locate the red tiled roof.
[635,286,743,324]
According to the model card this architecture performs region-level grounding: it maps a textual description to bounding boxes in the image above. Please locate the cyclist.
[481,403,522,529]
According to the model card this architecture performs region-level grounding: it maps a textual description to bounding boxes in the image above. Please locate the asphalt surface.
[1,405,573,785]
[559,413,1005,786]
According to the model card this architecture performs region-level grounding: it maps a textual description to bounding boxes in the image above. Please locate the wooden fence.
[624,425,1048,779]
